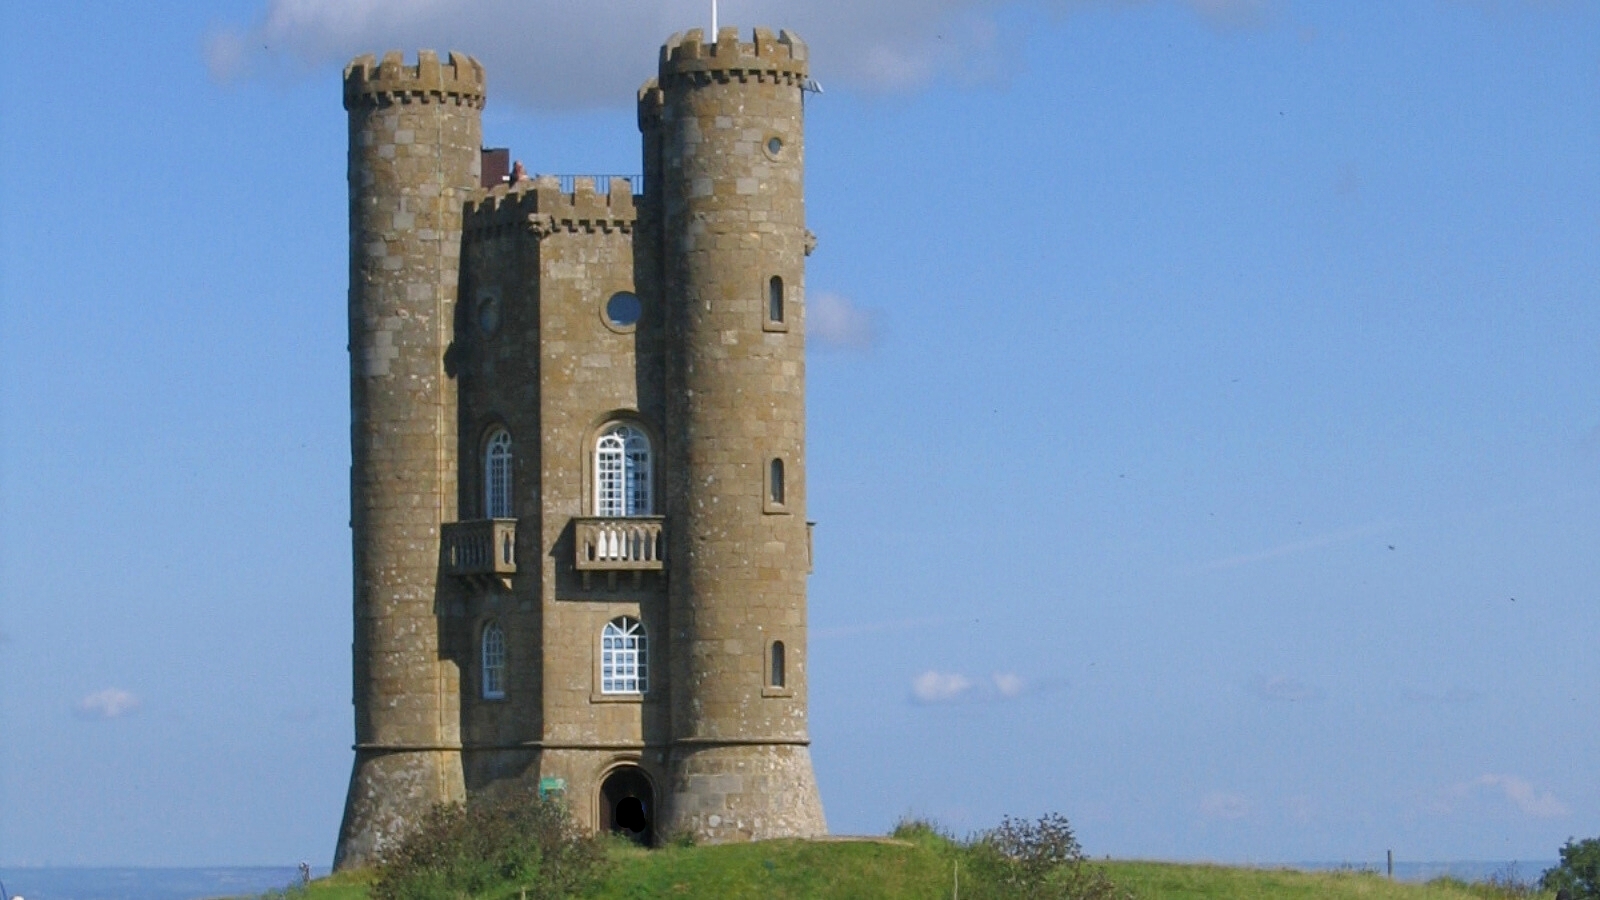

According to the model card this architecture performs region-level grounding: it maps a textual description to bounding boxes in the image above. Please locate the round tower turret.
[655,26,827,841]
[336,50,483,870]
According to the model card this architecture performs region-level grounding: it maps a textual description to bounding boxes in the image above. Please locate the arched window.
[485,428,513,519]
[770,641,786,689]
[601,616,647,694]
[481,622,506,699]
[596,424,652,516]
[768,276,784,323]
[769,458,785,506]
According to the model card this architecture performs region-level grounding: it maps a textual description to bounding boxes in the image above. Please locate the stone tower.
[652,28,827,839]
[334,29,824,869]
[337,50,483,868]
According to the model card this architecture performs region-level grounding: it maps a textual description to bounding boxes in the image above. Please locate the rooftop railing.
[541,174,645,196]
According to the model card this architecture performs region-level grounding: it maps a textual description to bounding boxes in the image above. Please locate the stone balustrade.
[574,516,666,571]
[442,518,517,578]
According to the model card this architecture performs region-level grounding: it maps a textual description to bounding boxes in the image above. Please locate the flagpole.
[711,0,718,34]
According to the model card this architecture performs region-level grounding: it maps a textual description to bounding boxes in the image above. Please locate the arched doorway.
[598,765,654,846]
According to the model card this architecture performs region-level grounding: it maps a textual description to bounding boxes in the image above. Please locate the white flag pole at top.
[711,0,718,34]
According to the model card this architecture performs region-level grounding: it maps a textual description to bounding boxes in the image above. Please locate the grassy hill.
[300,834,1552,900]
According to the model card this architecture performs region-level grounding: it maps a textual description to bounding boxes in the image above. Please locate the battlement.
[465,176,638,239]
[637,81,664,131]
[344,50,486,111]
[658,27,807,87]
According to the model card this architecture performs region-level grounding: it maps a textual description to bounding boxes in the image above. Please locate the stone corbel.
[526,213,557,239]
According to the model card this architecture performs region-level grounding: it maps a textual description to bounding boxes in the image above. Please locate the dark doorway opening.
[598,766,654,846]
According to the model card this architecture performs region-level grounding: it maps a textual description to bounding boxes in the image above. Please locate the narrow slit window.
[769,458,785,506]
[481,622,506,699]
[770,641,786,689]
[768,276,784,323]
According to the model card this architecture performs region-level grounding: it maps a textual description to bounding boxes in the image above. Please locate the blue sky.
[1,0,1596,869]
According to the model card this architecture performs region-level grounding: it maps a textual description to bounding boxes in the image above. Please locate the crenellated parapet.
[658,27,807,88]
[344,50,486,110]
[637,81,664,132]
[465,176,638,240]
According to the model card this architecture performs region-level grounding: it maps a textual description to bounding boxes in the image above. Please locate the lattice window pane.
[600,616,647,694]
[485,430,514,518]
[597,424,652,516]
[482,623,506,699]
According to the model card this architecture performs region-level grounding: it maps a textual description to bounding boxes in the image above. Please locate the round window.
[604,292,642,329]
[766,136,784,157]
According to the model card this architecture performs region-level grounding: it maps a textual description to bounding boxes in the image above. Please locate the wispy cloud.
[1201,520,1393,570]
[205,0,1284,108]
[74,688,141,720]
[809,292,878,351]
[1433,774,1569,819]
[1248,674,1325,703]
[910,670,1031,704]
[1402,685,1480,705]
[1199,791,1250,820]
[813,615,963,639]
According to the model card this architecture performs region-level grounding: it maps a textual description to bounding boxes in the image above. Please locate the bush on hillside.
[372,790,604,900]
[963,813,1127,900]
[1542,837,1600,900]
[890,816,953,845]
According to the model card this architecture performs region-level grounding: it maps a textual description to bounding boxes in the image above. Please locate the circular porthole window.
[604,291,642,331]
[765,135,784,159]
[477,294,501,336]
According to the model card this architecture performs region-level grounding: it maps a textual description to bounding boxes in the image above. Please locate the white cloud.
[992,671,1025,698]
[1435,774,1569,819]
[205,0,1283,108]
[912,670,973,703]
[74,688,141,720]
[1199,791,1250,820]
[910,669,1030,703]
[810,292,877,350]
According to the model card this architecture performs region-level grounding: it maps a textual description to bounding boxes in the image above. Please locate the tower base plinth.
[334,749,465,871]
[663,744,826,843]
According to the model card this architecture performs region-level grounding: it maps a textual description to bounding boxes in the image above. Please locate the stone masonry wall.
[337,50,481,870]
[656,27,826,841]
[455,187,543,786]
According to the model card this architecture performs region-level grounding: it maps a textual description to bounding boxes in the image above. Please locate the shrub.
[890,816,953,845]
[962,813,1127,900]
[372,790,604,900]
[1542,837,1600,900]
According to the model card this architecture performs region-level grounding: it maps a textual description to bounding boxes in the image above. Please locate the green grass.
[295,842,1552,900]
[586,837,952,899]
[1103,861,1550,900]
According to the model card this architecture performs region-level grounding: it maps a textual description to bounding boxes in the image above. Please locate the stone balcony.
[442,518,517,589]
[574,516,665,579]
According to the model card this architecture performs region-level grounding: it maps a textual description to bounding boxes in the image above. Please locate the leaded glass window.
[481,622,506,699]
[768,276,784,323]
[596,424,652,517]
[485,428,513,518]
[601,616,647,695]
